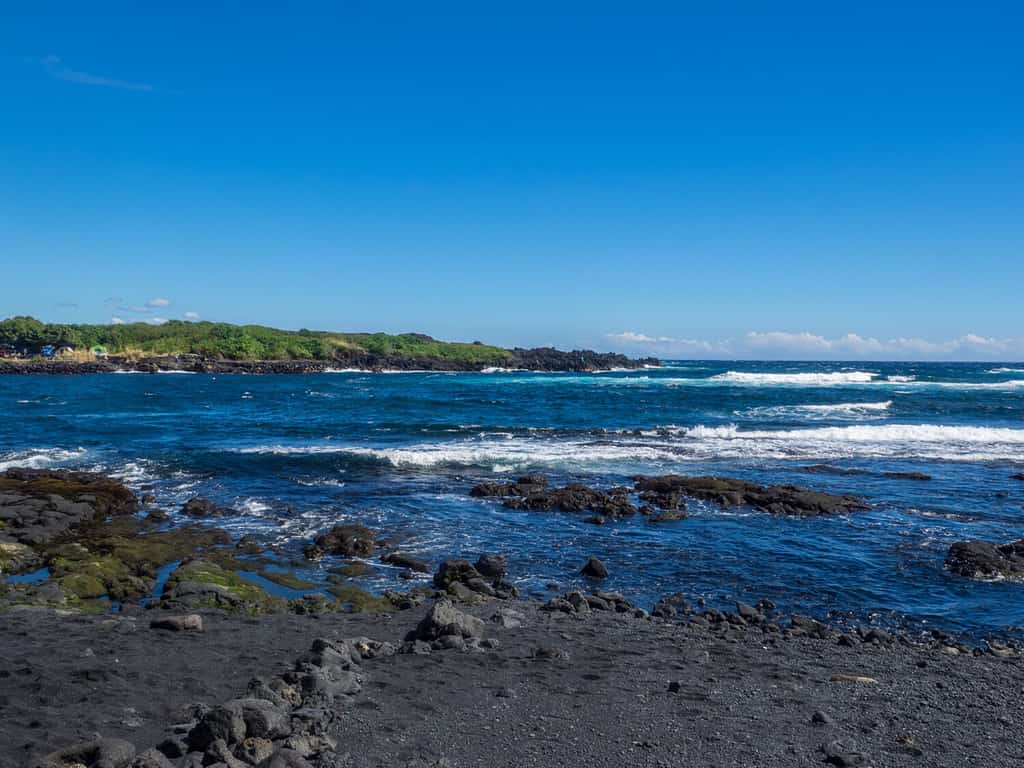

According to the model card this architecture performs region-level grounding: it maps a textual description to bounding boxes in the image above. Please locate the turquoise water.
[2,361,1023,638]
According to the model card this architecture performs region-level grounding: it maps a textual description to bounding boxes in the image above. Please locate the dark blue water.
[2,361,1023,639]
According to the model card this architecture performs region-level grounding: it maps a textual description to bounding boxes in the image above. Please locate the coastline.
[0,349,657,376]
[3,468,1023,767]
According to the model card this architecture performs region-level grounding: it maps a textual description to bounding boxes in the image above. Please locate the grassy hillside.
[0,316,512,364]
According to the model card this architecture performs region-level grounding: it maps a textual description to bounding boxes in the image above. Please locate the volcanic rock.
[946,539,1024,580]
[304,524,377,559]
[633,475,867,517]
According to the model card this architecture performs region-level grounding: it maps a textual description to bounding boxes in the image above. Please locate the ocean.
[2,360,1023,639]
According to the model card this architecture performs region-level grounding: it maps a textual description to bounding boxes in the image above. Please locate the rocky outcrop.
[505,347,657,372]
[633,475,867,517]
[472,472,866,521]
[432,556,517,602]
[542,589,643,617]
[946,539,1024,580]
[160,560,286,614]
[472,476,637,519]
[1,346,657,375]
[303,524,377,560]
[181,497,231,518]
[0,469,138,546]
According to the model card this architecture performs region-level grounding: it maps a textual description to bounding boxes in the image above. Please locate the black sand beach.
[3,600,1023,768]
[3,469,1023,768]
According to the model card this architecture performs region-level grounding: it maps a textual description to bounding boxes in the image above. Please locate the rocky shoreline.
[3,469,1023,767]
[0,348,657,376]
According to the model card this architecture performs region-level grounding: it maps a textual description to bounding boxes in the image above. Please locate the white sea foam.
[0,447,88,472]
[480,366,528,373]
[239,498,272,514]
[678,423,1024,444]
[232,419,1024,470]
[886,375,916,382]
[236,445,352,455]
[736,401,893,421]
[988,368,1024,374]
[711,371,878,385]
[294,477,346,488]
[156,369,197,374]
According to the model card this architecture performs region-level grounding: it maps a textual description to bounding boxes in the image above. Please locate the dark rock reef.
[0,346,657,375]
[471,476,637,520]
[946,539,1024,580]
[633,475,867,517]
[470,473,865,520]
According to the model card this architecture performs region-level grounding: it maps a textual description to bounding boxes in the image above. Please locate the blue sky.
[2,2,1022,359]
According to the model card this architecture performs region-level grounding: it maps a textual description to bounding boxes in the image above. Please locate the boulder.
[150,614,203,632]
[946,539,1024,580]
[580,556,609,579]
[413,599,486,641]
[474,553,508,580]
[381,552,431,573]
[186,702,248,751]
[303,524,377,560]
[182,497,230,518]
[433,558,482,589]
[652,592,691,619]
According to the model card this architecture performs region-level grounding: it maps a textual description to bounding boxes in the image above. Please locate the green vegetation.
[327,584,400,612]
[259,569,319,591]
[0,315,512,364]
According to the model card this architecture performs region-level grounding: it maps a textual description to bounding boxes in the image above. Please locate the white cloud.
[147,297,171,307]
[605,330,1024,361]
[146,317,169,326]
[183,311,200,320]
[38,55,154,92]
[110,317,126,325]
[607,332,669,343]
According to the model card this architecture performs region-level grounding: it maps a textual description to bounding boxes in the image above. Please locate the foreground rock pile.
[36,628,397,768]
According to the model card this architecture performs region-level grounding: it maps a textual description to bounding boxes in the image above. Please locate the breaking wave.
[737,401,893,421]
[0,447,88,472]
[710,371,877,385]
[232,421,1024,470]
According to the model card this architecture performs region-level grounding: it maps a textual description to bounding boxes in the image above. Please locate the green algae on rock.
[161,559,286,614]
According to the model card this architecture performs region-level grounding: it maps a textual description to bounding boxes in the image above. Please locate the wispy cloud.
[183,311,201,320]
[118,305,151,315]
[147,297,171,308]
[146,317,169,326]
[110,316,126,325]
[37,55,154,92]
[605,330,1024,361]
